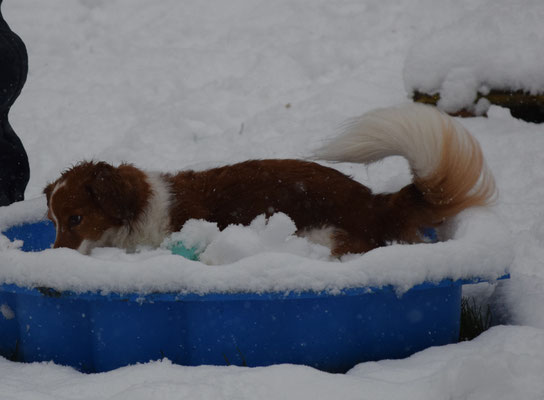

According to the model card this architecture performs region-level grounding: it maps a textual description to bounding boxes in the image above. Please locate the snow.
[0,0,543,398]
[404,0,544,113]
[0,205,511,295]
[0,326,542,399]
[165,213,333,265]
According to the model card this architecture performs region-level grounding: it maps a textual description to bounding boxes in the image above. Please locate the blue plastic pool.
[1,221,465,373]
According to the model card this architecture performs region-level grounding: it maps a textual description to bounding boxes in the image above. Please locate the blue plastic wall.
[3,220,55,251]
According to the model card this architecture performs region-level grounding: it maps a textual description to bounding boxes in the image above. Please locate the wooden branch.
[412,89,544,123]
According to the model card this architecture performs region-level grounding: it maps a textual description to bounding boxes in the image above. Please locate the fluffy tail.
[314,103,496,236]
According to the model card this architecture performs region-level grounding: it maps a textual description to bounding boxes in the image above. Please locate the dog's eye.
[68,215,83,227]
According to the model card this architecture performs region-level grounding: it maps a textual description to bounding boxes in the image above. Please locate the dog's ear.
[86,162,150,224]
[43,182,56,206]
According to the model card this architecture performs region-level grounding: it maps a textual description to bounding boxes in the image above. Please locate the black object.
[0,0,29,206]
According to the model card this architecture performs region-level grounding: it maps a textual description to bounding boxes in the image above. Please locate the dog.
[44,103,496,255]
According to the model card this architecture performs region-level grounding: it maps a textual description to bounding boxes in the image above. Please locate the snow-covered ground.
[404,0,544,113]
[1,0,544,398]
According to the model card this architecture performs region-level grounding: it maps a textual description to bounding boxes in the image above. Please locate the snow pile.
[0,198,511,295]
[404,0,544,113]
[164,213,332,264]
[348,325,544,399]
[0,197,46,232]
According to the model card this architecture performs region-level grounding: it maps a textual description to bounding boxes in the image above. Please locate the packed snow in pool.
[0,195,511,295]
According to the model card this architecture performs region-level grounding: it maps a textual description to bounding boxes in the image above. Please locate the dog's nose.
[51,234,82,252]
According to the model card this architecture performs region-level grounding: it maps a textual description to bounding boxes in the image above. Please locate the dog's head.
[44,161,151,254]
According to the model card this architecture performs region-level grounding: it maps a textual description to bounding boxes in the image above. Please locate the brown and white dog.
[44,104,496,255]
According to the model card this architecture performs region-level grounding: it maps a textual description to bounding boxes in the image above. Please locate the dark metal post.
[0,0,29,206]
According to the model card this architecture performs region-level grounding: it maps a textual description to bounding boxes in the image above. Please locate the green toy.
[169,241,200,261]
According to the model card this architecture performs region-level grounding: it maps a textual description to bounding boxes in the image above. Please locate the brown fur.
[45,158,471,256]
[164,160,380,255]
[44,161,152,251]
